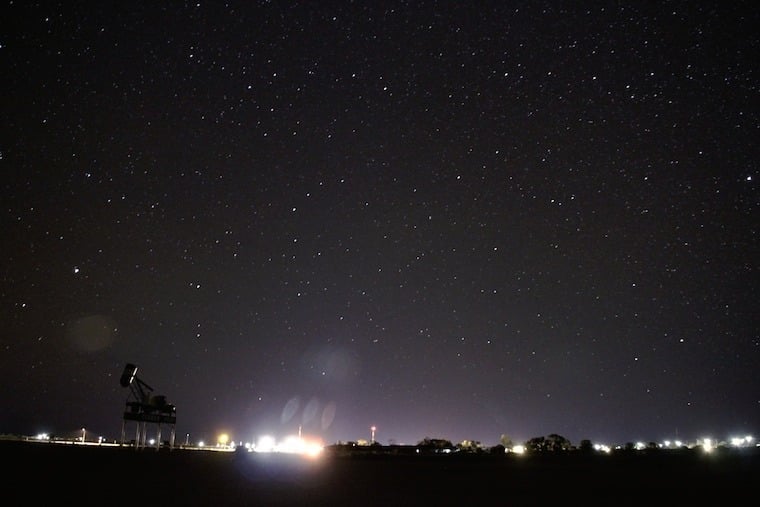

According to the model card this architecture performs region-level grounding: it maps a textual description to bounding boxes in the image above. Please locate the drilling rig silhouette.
[119,363,176,450]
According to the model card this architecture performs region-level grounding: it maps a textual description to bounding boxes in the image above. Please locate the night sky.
[2,1,757,448]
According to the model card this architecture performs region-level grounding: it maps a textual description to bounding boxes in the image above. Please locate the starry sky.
[2,1,757,448]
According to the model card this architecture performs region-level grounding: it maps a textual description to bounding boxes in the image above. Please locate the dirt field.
[3,439,756,506]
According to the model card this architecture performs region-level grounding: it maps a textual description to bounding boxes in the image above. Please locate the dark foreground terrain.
[3,439,756,506]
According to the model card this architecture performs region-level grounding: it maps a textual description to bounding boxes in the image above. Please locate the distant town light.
[730,435,755,447]
[256,435,276,452]
[593,443,611,453]
[252,434,323,457]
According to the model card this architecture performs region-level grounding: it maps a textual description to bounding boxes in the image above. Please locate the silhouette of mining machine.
[119,363,176,450]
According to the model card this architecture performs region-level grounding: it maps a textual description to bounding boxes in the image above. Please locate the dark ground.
[3,440,757,506]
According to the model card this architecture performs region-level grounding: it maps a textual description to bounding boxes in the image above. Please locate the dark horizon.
[2,437,757,507]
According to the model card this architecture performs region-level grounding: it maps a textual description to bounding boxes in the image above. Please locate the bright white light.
[256,435,276,453]
[593,444,611,453]
[730,435,755,447]
[278,435,303,453]
[253,434,323,457]
[511,445,526,455]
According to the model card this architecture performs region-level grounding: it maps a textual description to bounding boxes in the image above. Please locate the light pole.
[81,428,86,444]
[370,426,376,444]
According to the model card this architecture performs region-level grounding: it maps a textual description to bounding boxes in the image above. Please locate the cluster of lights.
[250,435,323,457]
[729,435,754,448]
[199,433,324,458]
[506,435,756,455]
[681,435,755,453]
[593,444,612,453]
[27,429,755,456]
[656,435,756,453]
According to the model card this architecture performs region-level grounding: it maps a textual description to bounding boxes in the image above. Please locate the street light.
[81,428,86,444]
[370,426,376,444]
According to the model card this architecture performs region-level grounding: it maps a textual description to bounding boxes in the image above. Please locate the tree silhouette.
[525,434,572,452]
